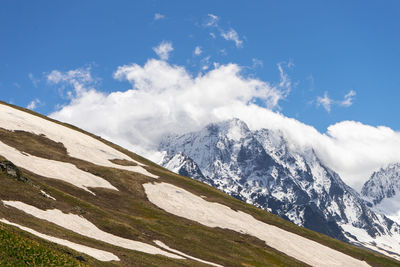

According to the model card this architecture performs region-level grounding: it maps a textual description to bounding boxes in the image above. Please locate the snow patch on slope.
[0,219,120,262]
[0,141,117,194]
[154,240,223,267]
[2,201,183,259]
[144,182,370,267]
[0,103,157,178]
[40,190,56,201]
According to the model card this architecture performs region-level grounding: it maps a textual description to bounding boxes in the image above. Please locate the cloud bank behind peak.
[49,59,400,191]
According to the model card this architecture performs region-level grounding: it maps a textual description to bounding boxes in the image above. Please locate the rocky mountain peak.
[361,162,400,205]
[160,118,400,256]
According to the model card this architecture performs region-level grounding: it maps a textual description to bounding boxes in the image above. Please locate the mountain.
[160,152,214,186]
[160,118,400,260]
[0,102,398,266]
[362,163,400,223]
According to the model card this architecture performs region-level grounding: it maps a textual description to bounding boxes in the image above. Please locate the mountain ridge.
[160,118,400,259]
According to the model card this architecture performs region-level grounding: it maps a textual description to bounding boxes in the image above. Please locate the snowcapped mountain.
[160,118,400,258]
[160,152,214,186]
[362,163,400,223]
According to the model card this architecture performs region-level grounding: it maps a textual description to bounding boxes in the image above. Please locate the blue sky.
[1,0,400,132]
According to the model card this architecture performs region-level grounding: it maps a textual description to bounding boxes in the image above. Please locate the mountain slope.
[362,163,400,223]
[160,118,400,260]
[0,101,398,266]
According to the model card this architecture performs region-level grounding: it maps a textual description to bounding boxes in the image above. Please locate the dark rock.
[0,160,30,183]
[0,160,20,178]
[76,255,86,262]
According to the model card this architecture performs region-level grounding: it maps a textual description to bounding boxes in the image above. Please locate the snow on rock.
[342,223,400,261]
[373,194,400,223]
[0,141,117,194]
[2,200,183,259]
[161,152,211,185]
[361,163,400,204]
[0,103,157,179]
[40,190,56,201]
[159,119,400,257]
[0,218,120,262]
[144,182,370,267]
[154,240,223,267]
[362,163,400,222]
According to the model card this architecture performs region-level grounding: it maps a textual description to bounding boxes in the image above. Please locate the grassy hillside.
[0,222,85,266]
[0,100,398,266]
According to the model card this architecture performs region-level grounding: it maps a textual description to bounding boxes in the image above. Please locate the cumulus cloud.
[50,60,398,191]
[51,59,288,157]
[26,98,41,110]
[194,46,202,56]
[154,13,165,20]
[316,90,356,112]
[153,41,173,60]
[221,29,243,48]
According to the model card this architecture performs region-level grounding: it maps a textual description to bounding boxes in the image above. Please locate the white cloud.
[317,92,332,112]
[340,90,356,107]
[47,67,94,97]
[154,13,165,20]
[200,56,211,70]
[27,98,41,110]
[204,14,243,48]
[28,73,39,87]
[316,90,356,112]
[277,62,292,98]
[153,41,173,60]
[221,29,243,48]
[251,58,263,68]
[50,60,399,191]
[51,59,288,157]
[194,46,202,56]
[205,14,219,27]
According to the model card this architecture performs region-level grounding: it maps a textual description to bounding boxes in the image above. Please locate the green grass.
[0,223,84,266]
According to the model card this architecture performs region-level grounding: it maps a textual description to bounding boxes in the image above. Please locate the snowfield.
[0,218,120,262]
[342,223,400,261]
[2,200,228,265]
[0,103,157,179]
[2,201,183,259]
[0,141,117,194]
[144,182,371,267]
[154,240,223,267]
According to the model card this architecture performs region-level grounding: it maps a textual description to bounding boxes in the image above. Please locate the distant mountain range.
[160,118,400,259]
